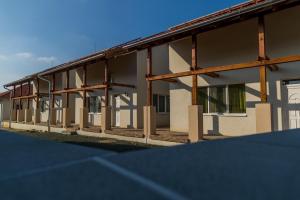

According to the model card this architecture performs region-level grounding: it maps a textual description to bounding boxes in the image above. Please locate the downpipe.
[37,75,52,133]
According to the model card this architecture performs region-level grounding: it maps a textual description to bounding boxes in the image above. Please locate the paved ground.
[1,129,300,199]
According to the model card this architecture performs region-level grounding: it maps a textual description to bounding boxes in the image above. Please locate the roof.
[4,0,299,87]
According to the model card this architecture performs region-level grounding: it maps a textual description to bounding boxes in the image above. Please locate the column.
[188,34,203,142]
[63,70,71,128]
[80,65,88,129]
[256,16,272,133]
[143,47,156,137]
[101,60,111,131]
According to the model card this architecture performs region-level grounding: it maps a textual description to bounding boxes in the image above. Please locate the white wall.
[137,44,171,128]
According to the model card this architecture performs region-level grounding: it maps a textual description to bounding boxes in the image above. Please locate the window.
[209,86,226,113]
[228,84,246,113]
[88,96,101,113]
[198,84,246,114]
[153,94,170,113]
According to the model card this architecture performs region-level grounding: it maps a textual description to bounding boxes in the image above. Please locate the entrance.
[287,83,300,129]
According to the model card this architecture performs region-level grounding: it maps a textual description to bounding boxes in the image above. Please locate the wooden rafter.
[147,54,300,81]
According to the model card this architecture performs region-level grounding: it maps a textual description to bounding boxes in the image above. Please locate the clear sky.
[0,0,244,91]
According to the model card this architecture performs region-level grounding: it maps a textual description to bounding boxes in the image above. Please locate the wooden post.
[191,35,198,105]
[83,65,87,108]
[104,60,109,107]
[147,47,153,106]
[52,73,56,108]
[27,81,30,109]
[36,78,40,108]
[258,16,267,103]
[13,85,16,109]
[19,83,23,110]
[66,70,70,108]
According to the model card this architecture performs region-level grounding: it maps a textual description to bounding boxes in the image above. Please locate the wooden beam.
[265,56,279,71]
[104,60,109,107]
[12,94,37,100]
[147,47,153,106]
[258,16,267,103]
[191,35,198,105]
[147,54,300,81]
[51,84,107,95]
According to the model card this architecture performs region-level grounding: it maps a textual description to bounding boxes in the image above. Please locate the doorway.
[287,83,300,129]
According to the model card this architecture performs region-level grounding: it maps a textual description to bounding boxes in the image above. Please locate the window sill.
[203,113,247,117]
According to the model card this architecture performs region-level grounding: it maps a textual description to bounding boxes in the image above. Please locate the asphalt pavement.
[0,129,300,200]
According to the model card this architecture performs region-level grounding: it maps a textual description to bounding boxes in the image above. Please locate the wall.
[169,5,300,136]
[74,52,138,128]
[0,99,10,121]
[137,44,171,128]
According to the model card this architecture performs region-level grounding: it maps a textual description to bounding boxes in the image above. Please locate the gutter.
[37,75,52,133]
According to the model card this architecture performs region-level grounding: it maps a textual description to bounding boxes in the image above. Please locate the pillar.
[33,108,40,124]
[80,107,88,129]
[101,106,111,131]
[63,107,71,128]
[256,103,272,133]
[24,109,32,123]
[188,105,203,143]
[143,106,156,137]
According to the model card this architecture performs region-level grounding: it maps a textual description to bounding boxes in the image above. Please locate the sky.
[0,0,244,91]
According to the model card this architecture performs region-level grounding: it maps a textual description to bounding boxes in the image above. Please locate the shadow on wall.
[119,91,136,129]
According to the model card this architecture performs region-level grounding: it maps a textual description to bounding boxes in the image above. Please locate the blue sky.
[0,0,244,90]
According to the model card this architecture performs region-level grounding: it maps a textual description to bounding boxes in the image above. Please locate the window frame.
[88,96,101,114]
[152,94,170,113]
[198,83,246,115]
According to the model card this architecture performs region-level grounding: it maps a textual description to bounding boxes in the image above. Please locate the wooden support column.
[101,60,111,131]
[83,65,87,108]
[52,73,56,108]
[191,35,198,105]
[144,47,156,137]
[104,60,109,107]
[147,47,153,106]
[19,83,23,109]
[66,70,70,108]
[13,85,16,109]
[27,81,30,109]
[36,78,40,108]
[258,16,267,103]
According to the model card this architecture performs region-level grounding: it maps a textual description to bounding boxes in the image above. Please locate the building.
[3,0,300,143]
